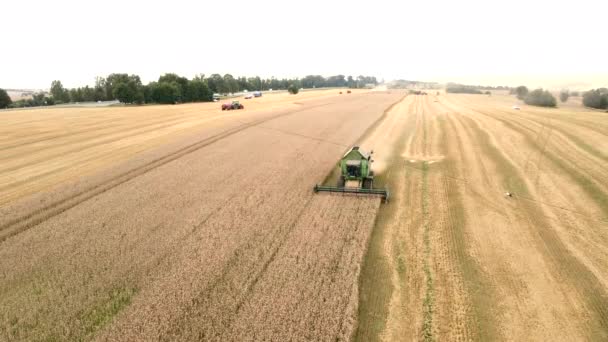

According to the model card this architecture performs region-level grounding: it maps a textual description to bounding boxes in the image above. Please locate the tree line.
[510,86,556,107]
[0,73,378,108]
[446,84,486,94]
[582,88,608,110]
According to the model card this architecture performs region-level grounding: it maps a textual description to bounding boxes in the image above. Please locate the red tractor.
[222,100,244,110]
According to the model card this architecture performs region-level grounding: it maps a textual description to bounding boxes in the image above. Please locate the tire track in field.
[421,98,496,341]
[355,95,418,342]
[0,103,332,243]
[94,104,389,340]
[480,105,608,171]
[453,96,608,173]
[0,109,189,150]
[452,95,608,171]
[462,106,608,218]
[358,95,483,341]
[163,191,317,340]
[462,115,608,340]
[420,161,434,342]
[437,112,501,341]
[0,107,197,148]
[0,113,213,170]
[0,111,193,158]
[441,96,608,217]
[457,94,608,136]
[0,118,122,151]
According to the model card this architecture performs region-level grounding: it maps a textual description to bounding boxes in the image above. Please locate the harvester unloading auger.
[313,146,389,202]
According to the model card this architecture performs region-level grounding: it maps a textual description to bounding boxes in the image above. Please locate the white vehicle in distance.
[244,93,253,99]
[512,105,520,110]
[213,94,221,102]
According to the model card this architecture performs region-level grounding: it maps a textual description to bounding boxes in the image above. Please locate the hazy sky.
[2,0,607,89]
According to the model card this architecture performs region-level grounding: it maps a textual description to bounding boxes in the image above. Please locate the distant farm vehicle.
[213,94,221,102]
[222,101,244,110]
[512,105,521,110]
[347,90,352,94]
[244,94,253,99]
[253,91,262,97]
[313,146,389,201]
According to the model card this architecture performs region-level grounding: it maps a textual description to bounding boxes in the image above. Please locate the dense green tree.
[270,78,281,90]
[515,85,529,100]
[559,90,569,103]
[288,84,299,94]
[347,75,355,88]
[151,82,180,104]
[302,75,325,88]
[327,75,346,87]
[69,88,85,102]
[582,88,608,109]
[223,74,238,93]
[106,74,138,101]
[207,74,225,94]
[0,88,12,108]
[524,89,557,107]
[143,84,154,103]
[248,76,262,91]
[112,74,144,104]
[187,76,213,102]
[82,86,95,102]
[50,80,70,103]
[446,84,483,94]
[158,73,189,101]
[32,93,46,105]
[94,77,107,101]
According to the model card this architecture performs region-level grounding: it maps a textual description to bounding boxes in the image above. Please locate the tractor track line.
[453,104,608,216]
[248,101,382,149]
[0,107,213,151]
[462,115,608,340]
[454,98,608,170]
[0,119,123,151]
[441,113,503,341]
[0,110,195,152]
[354,95,417,342]
[406,97,606,223]
[458,95,608,136]
[0,102,333,244]
[164,177,319,340]
[0,114,214,171]
[421,161,434,342]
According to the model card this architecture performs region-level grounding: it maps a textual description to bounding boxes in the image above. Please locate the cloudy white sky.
[2,0,607,90]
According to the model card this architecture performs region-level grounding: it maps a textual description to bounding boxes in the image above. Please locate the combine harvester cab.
[314,146,389,202]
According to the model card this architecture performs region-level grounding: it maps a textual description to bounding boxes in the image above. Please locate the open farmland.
[2,89,608,341]
[356,93,608,341]
[0,89,352,205]
[0,90,400,341]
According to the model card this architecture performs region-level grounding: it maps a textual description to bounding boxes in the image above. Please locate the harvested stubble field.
[2,88,608,341]
[356,93,608,341]
[0,89,399,341]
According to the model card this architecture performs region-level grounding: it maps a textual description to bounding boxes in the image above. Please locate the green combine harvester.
[314,146,389,202]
